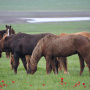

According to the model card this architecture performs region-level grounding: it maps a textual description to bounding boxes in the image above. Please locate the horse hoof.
[64,71,69,74]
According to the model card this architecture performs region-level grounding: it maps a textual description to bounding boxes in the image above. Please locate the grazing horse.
[28,34,90,76]
[58,31,90,73]
[0,33,58,74]
[0,25,15,58]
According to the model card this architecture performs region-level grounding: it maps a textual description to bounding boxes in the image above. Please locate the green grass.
[0,0,90,11]
[0,21,90,34]
[0,21,90,90]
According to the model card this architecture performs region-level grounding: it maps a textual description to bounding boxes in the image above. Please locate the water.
[21,17,90,23]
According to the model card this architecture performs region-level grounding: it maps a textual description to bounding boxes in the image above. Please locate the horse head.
[27,56,37,74]
[6,25,12,36]
[6,25,15,36]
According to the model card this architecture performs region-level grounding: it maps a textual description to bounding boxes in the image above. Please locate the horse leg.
[50,57,58,74]
[21,55,27,71]
[78,54,85,76]
[10,54,20,70]
[6,51,10,59]
[0,52,2,58]
[25,55,31,74]
[83,57,90,76]
[13,52,20,74]
[45,56,52,75]
[10,55,14,70]
[58,57,68,74]
[57,57,62,71]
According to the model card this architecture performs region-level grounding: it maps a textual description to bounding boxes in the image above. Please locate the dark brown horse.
[5,25,15,59]
[0,25,15,39]
[0,25,15,58]
[58,31,90,74]
[28,34,90,76]
[0,30,6,40]
[6,25,15,36]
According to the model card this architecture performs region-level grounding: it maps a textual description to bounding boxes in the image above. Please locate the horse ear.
[10,25,11,28]
[6,25,7,28]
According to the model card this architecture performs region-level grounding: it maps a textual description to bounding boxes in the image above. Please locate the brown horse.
[28,34,90,76]
[0,25,15,39]
[58,31,90,73]
[60,31,90,38]
[5,25,15,59]
[6,25,15,36]
[0,25,15,58]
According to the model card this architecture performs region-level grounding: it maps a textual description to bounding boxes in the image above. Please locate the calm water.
[21,17,90,23]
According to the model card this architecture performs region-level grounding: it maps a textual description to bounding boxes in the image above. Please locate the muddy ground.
[0,11,90,24]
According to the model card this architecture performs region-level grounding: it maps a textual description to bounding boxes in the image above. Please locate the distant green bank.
[0,0,90,11]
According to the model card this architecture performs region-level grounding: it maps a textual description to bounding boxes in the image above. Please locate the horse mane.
[30,34,56,65]
[30,37,44,66]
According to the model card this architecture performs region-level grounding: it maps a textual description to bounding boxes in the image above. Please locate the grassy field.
[0,21,90,34]
[0,0,90,11]
[0,0,90,90]
[0,21,90,90]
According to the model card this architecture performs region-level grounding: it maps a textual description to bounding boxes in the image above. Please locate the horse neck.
[6,29,14,36]
[30,48,42,66]
[30,39,43,66]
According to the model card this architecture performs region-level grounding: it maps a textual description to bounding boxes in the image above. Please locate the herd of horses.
[0,25,90,76]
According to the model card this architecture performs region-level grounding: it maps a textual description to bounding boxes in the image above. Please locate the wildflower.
[2,81,4,83]
[84,86,86,88]
[0,85,2,88]
[12,81,15,83]
[43,84,45,86]
[61,78,63,80]
[3,84,5,86]
[83,83,85,85]
[86,65,88,67]
[61,83,63,85]
[61,80,63,82]
[78,84,80,86]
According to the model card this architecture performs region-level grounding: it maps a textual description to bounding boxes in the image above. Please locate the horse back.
[0,30,6,39]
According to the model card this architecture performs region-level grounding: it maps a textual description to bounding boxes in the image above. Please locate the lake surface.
[21,17,90,23]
